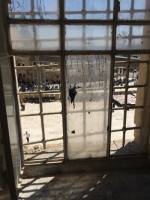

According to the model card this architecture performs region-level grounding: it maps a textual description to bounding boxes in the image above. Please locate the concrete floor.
[18,169,150,200]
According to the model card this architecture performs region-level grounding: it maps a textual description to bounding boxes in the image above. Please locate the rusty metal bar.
[107,0,118,156]
[122,56,130,147]
[60,0,68,161]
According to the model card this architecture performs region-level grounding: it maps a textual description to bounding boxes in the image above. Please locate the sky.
[10,0,147,50]
[10,0,145,13]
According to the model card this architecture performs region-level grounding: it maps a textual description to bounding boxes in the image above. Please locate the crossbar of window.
[111,126,141,132]
[112,105,144,111]
[113,85,147,89]
[17,91,61,95]
[115,60,149,64]
[15,65,60,69]
[9,49,150,55]
[20,111,62,117]
[8,17,150,25]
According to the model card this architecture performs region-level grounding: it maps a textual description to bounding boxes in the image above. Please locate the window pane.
[9,0,59,19]
[111,110,124,130]
[125,130,135,145]
[66,55,110,159]
[39,65,61,92]
[10,25,60,50]
[114,58,128,88]
[126,108,143,128]
[65,25,112,50]
[19,94,40,115]
[128,83,146,107]
[116,25,150,50]
[134,0,146,10]
[44,115,63,140]
[113,89,125,108]
[127,88,136,108]
[119,0,150,20]
[46,140,64,158]
[86,0,107,11]
[21,116,42,143]
[65,0,82,11]
[16,67,38,92]
[120,0,131,10]
[111,131,123,153]
[125,130,142,154]
[129,63,148,86]
[65,0,113,19]
[42,93,62,113]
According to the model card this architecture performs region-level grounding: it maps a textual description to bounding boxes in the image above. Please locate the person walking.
[25,131,30,143]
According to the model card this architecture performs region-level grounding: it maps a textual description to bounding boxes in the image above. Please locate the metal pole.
[37,65,46,149]
[107,0,119,156]
[122,55,130,147]
[60,0,68,161]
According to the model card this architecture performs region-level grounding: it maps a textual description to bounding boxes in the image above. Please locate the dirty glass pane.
[65,0,114,19]
[111,110,124,130]
[16,67,38,92]
[21,116,42,144]
[116,25,150,50]
[46,141,64,160]
[42,93,62,113]
[119,0,150,20]
[110,131,123,154]
[66,55,110,159]
[125,130,135,145]
[127,88,136,108]
[127,88,145,107]
[65,25,112,50]
[126,108,143,128]
[124,129,142,154]
[128,62,148,86]
[44,115,63,140]
[113,88,125,109]
[39,65,61,92]
[114,57,127,88]
[18,94,40,115]
[10,25,60,50]
[8,0,59,19]
[120,0,131,10]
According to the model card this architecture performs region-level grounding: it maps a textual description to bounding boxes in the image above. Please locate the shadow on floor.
[112,141,143,156]
[18,169,150,200]
[24,150,64,165]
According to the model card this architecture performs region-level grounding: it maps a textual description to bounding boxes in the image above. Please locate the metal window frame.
[7,0,150,160]
[14,56,63,150]
[110,54,149,154]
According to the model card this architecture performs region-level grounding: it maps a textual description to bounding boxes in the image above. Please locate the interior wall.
[135,0,150,153]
